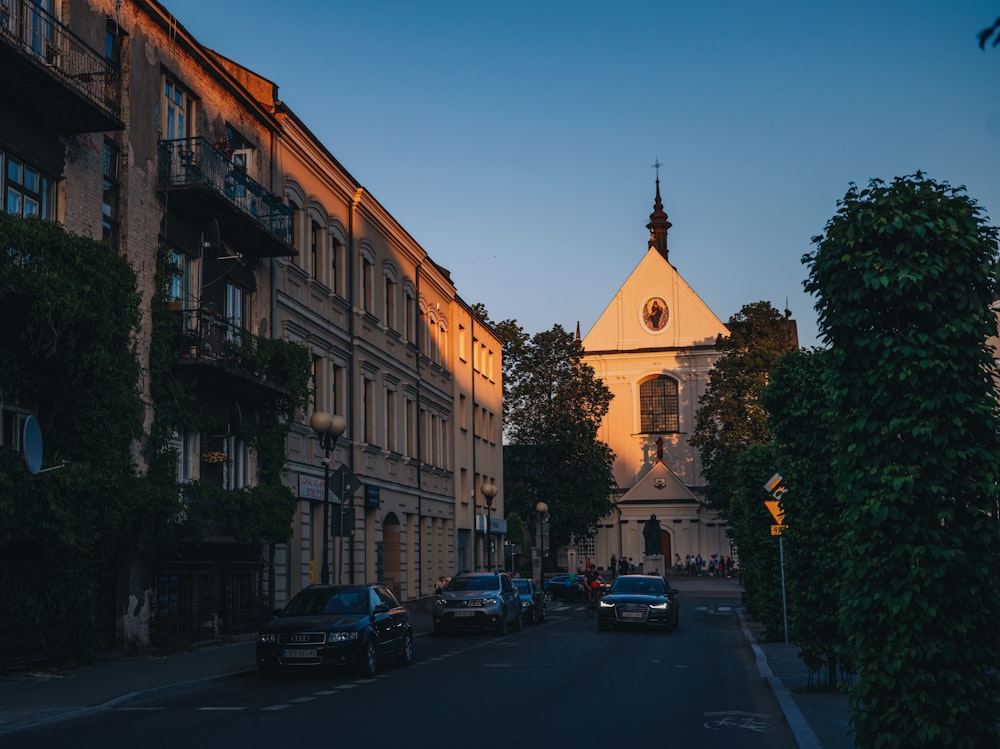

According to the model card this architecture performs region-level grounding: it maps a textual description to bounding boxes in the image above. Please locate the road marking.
[289,696,316,703]
[118,707,164,711]
[262,704,292,711]
[314,690,338,695]
[197,707,246,711]
[337,683,360,689]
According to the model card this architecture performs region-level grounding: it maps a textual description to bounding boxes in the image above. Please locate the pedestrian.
[627,557,634,573]
[610,554,617,578]
[619,557,629,577]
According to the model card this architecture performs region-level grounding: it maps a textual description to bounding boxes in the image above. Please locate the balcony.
[159,138,295,259]
[172,307,290,399]
[0,0,123,133]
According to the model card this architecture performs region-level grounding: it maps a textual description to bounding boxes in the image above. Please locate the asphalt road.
[5,597,798,749]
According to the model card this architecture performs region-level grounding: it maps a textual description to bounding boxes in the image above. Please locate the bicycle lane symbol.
[703,711,774,732]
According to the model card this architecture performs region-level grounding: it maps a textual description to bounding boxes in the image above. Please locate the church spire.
[646,159,672,261]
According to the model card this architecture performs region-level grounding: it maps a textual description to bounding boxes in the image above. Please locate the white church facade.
[580,177,733,574]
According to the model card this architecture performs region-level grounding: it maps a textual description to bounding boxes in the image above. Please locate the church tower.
[580,175,731,571]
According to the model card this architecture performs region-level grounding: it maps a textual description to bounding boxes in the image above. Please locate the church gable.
[582,247,728,352]
[618,459,701,505]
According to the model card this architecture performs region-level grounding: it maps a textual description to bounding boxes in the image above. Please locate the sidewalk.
[0,577,853,747]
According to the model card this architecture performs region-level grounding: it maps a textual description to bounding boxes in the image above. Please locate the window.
[361,255,374,313]
[167,249,192,305]
[640,376,680,433]
[384,274,396,330]
[224,435,248,490]
[105,19,123,66]
[225,281,247,344]
[385,388,397,452]
[311,220,321,281]
[102,139,120,250]
[330,237,342,296]
[3,152,54,218]
[363,377,374,444]
[404,289,415,342]
[163,76,194,140]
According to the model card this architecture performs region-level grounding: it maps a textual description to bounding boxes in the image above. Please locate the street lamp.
[535,501,549,593]
[481,482,497,571]
[311,411,346,585]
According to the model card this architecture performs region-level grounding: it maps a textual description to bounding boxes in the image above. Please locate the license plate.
[453,611,475,617]
[282,648,317,658]
[621,611,645,619]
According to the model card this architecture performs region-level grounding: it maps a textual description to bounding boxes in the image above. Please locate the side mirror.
[668,588,679,597]
[372,604,389,615]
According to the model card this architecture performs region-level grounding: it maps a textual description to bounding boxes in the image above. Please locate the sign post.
[763,473,789,646]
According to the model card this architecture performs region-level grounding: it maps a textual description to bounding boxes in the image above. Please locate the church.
[579,175,733,575]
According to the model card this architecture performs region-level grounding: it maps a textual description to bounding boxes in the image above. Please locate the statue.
[643,514,663,556]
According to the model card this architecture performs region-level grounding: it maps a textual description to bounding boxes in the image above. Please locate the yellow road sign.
[765,500,784,525]
[771,525,785,536]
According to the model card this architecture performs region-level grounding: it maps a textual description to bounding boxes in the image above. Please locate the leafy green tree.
[803,174,1000,748]
[488,321,615,549]
[690,301,799,516]
[763,348,846,687]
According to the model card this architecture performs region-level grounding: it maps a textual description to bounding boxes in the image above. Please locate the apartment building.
[0,0,502,657]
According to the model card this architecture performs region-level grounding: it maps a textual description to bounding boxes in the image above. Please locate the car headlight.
[649,601,669,610]
[479,597,499,607]
[258,633,277,644]
[434,598,448,607]
[326,631,359,643]
[599,598,614,608]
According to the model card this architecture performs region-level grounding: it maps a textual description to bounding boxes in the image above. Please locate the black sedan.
[596,574,680,631]
[256,583,414,677]
[513,578,546,624]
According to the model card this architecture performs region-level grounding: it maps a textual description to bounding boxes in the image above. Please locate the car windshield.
[446,575,499,592]
[513,580,532,593]
[612,578,664,596]
[283,587,368,616]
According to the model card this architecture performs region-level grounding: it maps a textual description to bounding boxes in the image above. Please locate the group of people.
[674,553,735,577]
[609,554,635,578]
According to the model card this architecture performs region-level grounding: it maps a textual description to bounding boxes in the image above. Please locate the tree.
[495,322,616,549]
[978,16,1000,49]
[762,348,846,689]
[803,173,1000,748]
[689,301,799,517]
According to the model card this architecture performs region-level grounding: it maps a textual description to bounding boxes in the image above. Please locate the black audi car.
[256,583,413,677]
[596,574,680,631]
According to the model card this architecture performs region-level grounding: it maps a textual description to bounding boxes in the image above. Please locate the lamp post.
[481,482,497,571]
[311,411,346,585]
[535,501,548,593]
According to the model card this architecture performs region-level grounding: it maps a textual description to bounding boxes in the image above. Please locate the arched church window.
[640,376,679,433]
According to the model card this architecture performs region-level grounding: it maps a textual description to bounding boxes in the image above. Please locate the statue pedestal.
[642,554,664,576]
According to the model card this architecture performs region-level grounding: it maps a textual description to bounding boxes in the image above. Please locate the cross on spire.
[652,157,662,180]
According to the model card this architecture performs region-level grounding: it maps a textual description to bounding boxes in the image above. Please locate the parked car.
[596,574,680,631]
[543,574,585,601]
[256,583,413,677]
[433,572,522,635]
[513,578,546,624]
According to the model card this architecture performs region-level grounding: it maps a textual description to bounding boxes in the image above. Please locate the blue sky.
[161,1,1000,348]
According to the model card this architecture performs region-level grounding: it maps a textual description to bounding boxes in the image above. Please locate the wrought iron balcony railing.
[158,138,294,257]
[0,0,122,132]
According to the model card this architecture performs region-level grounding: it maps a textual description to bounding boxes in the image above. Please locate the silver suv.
[433,572,522,635]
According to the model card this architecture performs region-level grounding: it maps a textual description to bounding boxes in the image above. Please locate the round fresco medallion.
[642,297,669,332]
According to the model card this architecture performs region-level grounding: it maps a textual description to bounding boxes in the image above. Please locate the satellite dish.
[202,218,222,256]
[23,415,42,475]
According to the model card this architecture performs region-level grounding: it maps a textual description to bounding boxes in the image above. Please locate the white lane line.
[197,707,246,711]
[263,704,292,711]
[289,696,316,703]
[314,690,338,696]
[118,707,164,711]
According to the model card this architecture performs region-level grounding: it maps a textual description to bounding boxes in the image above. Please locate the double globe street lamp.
[481,482,497,571]
[310,411,347,585]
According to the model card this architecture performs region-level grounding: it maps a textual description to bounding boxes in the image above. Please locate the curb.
[738,608,824,749]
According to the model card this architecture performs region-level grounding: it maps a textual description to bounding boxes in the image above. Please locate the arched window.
[640,376,679,433]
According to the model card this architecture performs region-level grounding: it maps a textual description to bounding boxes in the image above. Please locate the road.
[5,596,798,749]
